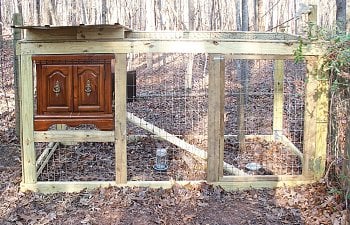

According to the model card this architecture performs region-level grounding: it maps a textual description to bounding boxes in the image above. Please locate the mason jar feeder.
[153,148,168,171]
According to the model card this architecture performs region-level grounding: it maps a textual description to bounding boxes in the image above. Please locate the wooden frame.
[17,25,327,193]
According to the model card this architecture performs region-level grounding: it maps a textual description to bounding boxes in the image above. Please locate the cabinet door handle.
[85,79,92,96]
[53,80,61,96]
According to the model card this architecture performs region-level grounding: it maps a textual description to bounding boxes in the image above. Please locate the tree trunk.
[0,0,2,25]
[146,0,155,70]
[257,0,264,31]
[347,1,350,32]
[146,0,155,31]
[101,0,107,24]
[34,0,40,25]
[235,0,242,30]
[242,0,249,30]
[237,0,249,153]
[336,0,346,31]
[13,13,23,137]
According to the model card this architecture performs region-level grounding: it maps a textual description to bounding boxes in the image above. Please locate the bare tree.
[237,0,249,152]
[34,0,40,25]
[336,0,346,31]
[102,0,107,24]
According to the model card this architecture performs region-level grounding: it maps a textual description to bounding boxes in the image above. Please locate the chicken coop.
[15,23,328,193]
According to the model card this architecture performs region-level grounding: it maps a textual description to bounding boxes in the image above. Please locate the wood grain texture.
[207,54,225,182]
[19,40,324,56]
[21,54,36,184]
[115,53,127,184]
[302,58,318,178]
[273,60,284,137]
[34,130,115,142]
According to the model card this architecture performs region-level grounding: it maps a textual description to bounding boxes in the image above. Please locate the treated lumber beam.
[273,60,284,137]
[34,130,115,142]
[18,40,324,56]
[303,58,318,178]
[127,112,207,159]
[280,135,304,160]
[207,54,225,182]
[220,174,307,182]
[20,180,204,193]
[125,31,300,40]
[225,54,295,60]
[127,112,247,176]
[19,178,315,193]
[315,76,329,179]
[20,54,36,184]
[215,179,316,190]
[129,134,275,141]
[36,142,59,178]
[36,142,56,167]
[115,53,127,184]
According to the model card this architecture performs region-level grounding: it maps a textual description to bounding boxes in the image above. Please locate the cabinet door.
[74,65,105,112]
[39,65,73,113]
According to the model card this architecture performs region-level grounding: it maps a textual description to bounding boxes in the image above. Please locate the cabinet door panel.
[74,65,104,112]
[40,65,73,112]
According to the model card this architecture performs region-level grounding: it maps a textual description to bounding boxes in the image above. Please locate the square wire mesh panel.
[223,59,304,176]
[36,142,115,181]
[283,60,306,151]
[126,53,208,181]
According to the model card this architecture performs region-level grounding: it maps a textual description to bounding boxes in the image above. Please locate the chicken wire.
[36,142,115,181]
[35,54,306,182]
[126,53,208,181]
[223,59,305,176]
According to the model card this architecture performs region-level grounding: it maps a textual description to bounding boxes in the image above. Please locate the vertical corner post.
[207,54,225,182]
[314,58,329,179]
[303,57,328,179]
[20,54,36,184]
[115,54,127,184]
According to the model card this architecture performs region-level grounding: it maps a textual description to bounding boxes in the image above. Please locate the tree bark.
[336,0,346,31]
[235,0,242,30]
[34,0,40,25]
[102,0,107,24]
[242,0,249,31]
[237,0,249,152]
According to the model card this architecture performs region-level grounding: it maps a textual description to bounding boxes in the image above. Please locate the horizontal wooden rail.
[18,40,324,56]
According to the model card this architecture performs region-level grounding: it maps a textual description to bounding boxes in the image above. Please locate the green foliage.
[323,33,350,79]
[295,25,350,208]
[328,187,342,195]
[293,38,305,63]
[294,25,350,89]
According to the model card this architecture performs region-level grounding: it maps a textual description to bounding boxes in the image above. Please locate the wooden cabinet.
[33,54,114,131]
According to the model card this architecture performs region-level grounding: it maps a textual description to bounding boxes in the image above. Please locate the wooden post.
[115,54,127,184]
[302,57,318,178]
[207,54,225,182]
[20,54,37,184]
[273,60,284,139]
[314,64,329,179]
[13,13,23,137]
[56,124,76,145]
